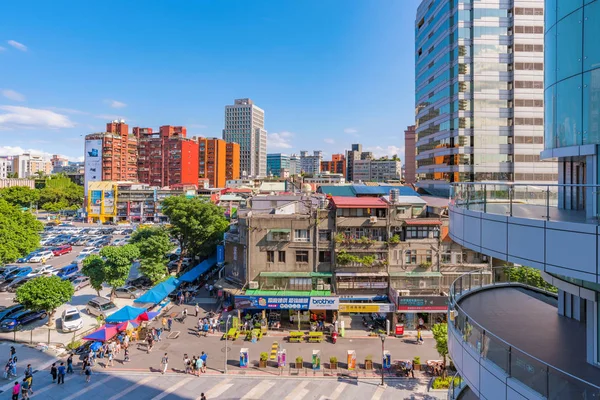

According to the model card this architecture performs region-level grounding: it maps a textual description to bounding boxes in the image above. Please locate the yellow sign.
[339,304,380,313]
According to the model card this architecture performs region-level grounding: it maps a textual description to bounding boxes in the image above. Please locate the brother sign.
[309,297,339,310]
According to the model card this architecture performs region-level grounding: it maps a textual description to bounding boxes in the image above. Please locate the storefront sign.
[339,303,395,313]
[309,297,339,310]
[396,296,449,312]
[235,296,310,310]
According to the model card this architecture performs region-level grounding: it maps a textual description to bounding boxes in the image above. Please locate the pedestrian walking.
[200,393,206,400]
[107,350,114,367]
[161,353,168,375]
[147,333,154,353]
[24,372,33,395]
[191,356,197,375]
[157,327,163,342]
[200,351,207,373]
[81,357,89,375]
[167,317,173,332]
[162,317,167,331]
[124,348,130,362]
[9,346,15,361]
[209,284,213,296]
[184,291,190,304]
[124,335,130,349]
[11,382,19,400]
[183,308,188,318]
[24,364,32,378]
[183,354,190,374]
[195,357,203,376]
[21,377,30,399]
[9,358,16,378]
[50,363,57,382]
[57,362,66,385]
[84,365,92,383]
[195,303,200,317]
[67,354,74,374]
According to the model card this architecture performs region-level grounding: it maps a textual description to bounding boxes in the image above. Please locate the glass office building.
[266,153,290,177]
[415,0,557,192]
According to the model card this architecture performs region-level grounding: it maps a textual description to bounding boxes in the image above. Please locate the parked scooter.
[332,331,338,344]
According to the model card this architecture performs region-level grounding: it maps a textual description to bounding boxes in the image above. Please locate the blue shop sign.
[235,296,310,310]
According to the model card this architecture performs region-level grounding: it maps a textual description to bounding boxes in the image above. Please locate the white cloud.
[1,89,25,102]
[7,40,27,52]
[0,47,6,52]
[343,128,358,134]
[104,99,127,108]
[0,146,80,162]
[365,145,405,159]
[46,107,88,115]
[0,106,75,130]
[267,131,294,149]
[323,138,335,144]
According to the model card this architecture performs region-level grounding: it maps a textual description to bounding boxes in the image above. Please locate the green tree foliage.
[161,196,228,273]
[39,181,84,212]
[431,323,448,373]
[130,227,175,284]
[0,199,43,264]
[0,186,40,208]
[503,266,558,293]
[81,245,140,299]
[15,276,74,327]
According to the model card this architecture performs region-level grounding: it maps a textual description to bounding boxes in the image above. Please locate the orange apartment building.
[137,125,199,187]
[198,137,240,188]
[85,120,138,182]
[320,153,346,176]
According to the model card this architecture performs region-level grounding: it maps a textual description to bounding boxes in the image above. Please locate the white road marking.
[329,382,348,399]
[202,378,233,399]
[107,375,154,400]
[284,381,309,400]
[371,385,386,400]
[240,380,276,400]
[63,375,114,400]
[151,377,194,400]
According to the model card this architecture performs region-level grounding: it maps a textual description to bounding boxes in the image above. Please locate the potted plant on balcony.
[329,356,338,370]
[359,236,374,246]
[387,234,401,245]
[413,356,421,371]
[334,233,345,244]
[259,352,268,368]
[419,261,432,269]
[364,355,373,370]
[360,255,376,267]
[295,356,303,369]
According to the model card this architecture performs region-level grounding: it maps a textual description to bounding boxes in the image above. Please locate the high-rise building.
[415,0,556,193]
[346,144,373,182]
[137,125,199,188]
[321,154,346,176]
[299,150,323,175]
[197,137,240,188]
[0,156,14,179]
[404,125,416,184]
[289,154,300,176]
[223,98,267,178]
[266,153,290,177]
[132,127,153,139]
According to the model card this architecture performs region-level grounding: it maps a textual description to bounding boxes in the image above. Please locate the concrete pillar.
[558,289,565,316]
[565,292,573,318]
[586,299,596,365]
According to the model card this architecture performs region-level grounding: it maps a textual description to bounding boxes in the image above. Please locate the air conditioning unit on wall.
[370,216,378,223]
[419,280,427,289]
[248,281,259,289]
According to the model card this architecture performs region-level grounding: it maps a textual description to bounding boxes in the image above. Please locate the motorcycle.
[332,331,338,344]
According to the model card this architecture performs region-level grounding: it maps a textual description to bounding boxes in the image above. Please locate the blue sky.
[0,0,419,162]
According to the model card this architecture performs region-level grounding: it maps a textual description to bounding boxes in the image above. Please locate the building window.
[296,250,309,263]
[441,252,452,263]
[278,251,286,263]
[319,251,331,263]
[294,229,310,242]
[267,251,274,263]
[405,250,417,264]
[267,229,291,241]
[318,230,331,241]
[426,250,432,263]
[406,226,439,239]
[289,278,311,291]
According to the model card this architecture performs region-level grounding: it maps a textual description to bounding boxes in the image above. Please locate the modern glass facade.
[266,153,290,177]
[415,0,557,191]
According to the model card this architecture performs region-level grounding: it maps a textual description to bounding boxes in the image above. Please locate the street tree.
[100,245,140,300]
[82,255,107,296]
[15,276,74,328]
[130,227,175,284]
[431,323,449,376]
[0,186,40,208]
[0,199,43,264]
[162,196,228,273]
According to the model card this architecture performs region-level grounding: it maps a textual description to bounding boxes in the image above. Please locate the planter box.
[295,362,303,369]
[330,362,338,370]
[364,360,373,370]
[259,360,267,368]
[414,363,421,371]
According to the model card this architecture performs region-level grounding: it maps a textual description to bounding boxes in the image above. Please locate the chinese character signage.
[217,245,225,265]
[396,296,448,312]
[235,296,311,310]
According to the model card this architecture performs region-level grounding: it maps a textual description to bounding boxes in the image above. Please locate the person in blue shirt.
[200,352,207,373]
[57,362,66,384]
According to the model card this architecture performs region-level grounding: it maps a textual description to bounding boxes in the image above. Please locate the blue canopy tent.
[134,277,181,305]
[179,255,217,283]
[105,305,146,323]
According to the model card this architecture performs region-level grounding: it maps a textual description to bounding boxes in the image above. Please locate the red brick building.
[321,153,346,176]
[137,125,199,187]
[85,120,138,182]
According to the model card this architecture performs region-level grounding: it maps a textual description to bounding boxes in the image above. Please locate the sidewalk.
[0,342,59,394]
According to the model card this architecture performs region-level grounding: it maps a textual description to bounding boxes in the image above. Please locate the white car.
[80,247,98,255]
[29,251,54,263]
[31,265,56,276]
[61,307,83,332]
[112,238,127,246]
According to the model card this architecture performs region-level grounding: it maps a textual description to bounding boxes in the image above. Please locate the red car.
[52,245,73,256]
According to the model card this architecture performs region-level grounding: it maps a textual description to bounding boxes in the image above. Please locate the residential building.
[369,159,402,182]
[415,0,556,194]
[0,156,14,179]
[223,98,267,178]
[404,125,416,184]
[13,154,52,178]
[345,144,373,182]
[303,172,346,185]
[321,154,346,176]
[197,137,239,188]
[53,163,84,186]
[299,150,323,175]
[289,154,300,176]
[137,125,199,188]
[132,127,153,138]
[50,155,69,169]
[352,159,371,182]
[447,3,600,398]
[84,120,138,193]
[266,153,290,177]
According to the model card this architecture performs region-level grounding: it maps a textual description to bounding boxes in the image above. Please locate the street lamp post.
[379,334,386,387]
[224,315,232,374]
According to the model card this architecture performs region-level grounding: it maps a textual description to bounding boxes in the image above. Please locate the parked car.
[57,264,79,279]
[3,267,33,281]
[71,276,90,291]
[32,265,57,276]
[86,297,117,318]
[80,247,98,256]
[127,276,152,289]
[112,238,127,246]
[52,245,73,257]
[73,254,89,266]
[0,309,47,331]
[29,251,54,263]
[0,304,25,323]
[0,265,20,278]
[167,258,192,270]
[61,307,83,332]
[17,252,39,263]
[0,276,26,292]
[114,286,144,299]
[6,277,32,292]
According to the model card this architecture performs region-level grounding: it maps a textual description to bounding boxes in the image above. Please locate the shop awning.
[179,255,217,283]
[134,276,180,305]
[259,272,333,278]
[389,272,443,278]
[268,229,291,233]
[336,272,388,277]
[244,290,331,296]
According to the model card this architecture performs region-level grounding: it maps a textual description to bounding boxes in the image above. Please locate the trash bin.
[395,323,404,337]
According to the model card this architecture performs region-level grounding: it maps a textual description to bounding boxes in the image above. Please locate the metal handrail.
[451,182,600,188]
[449,267,600,395]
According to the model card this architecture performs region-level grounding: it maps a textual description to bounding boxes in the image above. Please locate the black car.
[0,309,47,331]
[0,277,21,292]
[0,304,25,323]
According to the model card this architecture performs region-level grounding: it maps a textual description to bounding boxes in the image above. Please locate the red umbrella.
[137,311,159,322]
[82,325,118,342]
[116,320,139,332]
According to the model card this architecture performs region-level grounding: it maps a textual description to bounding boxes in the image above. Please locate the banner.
[90,190,102,215]
[396,296,449,312]
[339,303,395,313]
[84,139,102,194]
[217,245,225,265]
[104,190,115,214]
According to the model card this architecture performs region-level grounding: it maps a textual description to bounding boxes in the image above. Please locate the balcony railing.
[451,182,597,223]
[449,267,600,399]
